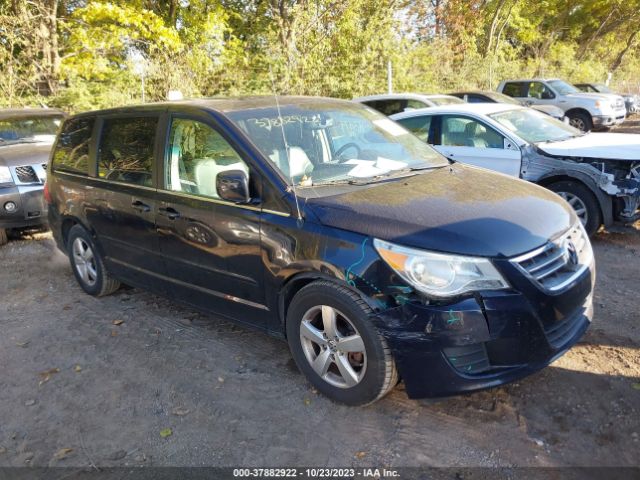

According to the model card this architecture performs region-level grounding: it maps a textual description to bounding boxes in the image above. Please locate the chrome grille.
[511,223,592,292]
[14,165,39,183]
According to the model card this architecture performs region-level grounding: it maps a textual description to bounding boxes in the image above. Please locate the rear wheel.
[67,225,120,296]
[286,281,397,406]
[0,228,7,246]
[548,181,601,236]
[567,111,592,132]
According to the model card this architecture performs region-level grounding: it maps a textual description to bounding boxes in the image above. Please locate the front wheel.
[286,281,398,406]
[548,181,602,236]
[67,225,120,296]
[567,112,593,132]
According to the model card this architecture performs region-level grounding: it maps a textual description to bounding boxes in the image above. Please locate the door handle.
[159,206,181,220]
[131,200,151,213]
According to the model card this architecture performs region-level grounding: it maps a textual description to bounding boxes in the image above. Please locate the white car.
[390,103,640,235]
[353,93,464,116]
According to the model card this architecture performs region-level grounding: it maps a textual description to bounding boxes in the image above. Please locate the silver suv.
[0,108,65,245]
[497,78,626,131]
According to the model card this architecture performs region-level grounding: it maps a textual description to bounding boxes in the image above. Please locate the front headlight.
[374,239,509,298]
[0,166,14,185]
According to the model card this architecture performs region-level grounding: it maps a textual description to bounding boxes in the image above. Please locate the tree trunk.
[576,6,617,61]
[37,0,60,95]
[610,29,639,72]
[485,0,507,56]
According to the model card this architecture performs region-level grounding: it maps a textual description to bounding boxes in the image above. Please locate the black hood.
[306,165,575,258]
[0,142,52,167]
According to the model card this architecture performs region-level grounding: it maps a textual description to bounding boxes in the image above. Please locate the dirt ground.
[0,118,639,469]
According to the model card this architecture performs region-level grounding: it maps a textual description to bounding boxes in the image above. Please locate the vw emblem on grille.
[565,240,579,267]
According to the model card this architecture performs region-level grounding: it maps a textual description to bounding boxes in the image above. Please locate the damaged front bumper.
[371,262,594,399]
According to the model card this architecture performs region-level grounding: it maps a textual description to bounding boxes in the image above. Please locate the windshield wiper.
[307,166,441,187]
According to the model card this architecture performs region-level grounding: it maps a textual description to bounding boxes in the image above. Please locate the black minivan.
[46,97,595,405]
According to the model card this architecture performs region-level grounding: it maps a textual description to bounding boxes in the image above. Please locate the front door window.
[166,118,249,199]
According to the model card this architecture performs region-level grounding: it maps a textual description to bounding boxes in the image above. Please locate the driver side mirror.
[216,170,250,203]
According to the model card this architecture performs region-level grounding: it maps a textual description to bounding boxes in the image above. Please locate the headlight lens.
[374,239,509,298]
[0,166,13,185]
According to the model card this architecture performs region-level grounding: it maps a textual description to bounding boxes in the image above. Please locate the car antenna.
[269,69,303,222]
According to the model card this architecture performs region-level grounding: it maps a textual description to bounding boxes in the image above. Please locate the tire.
[286,281,398,406]
[548,180,602,236]
[67,224,120,296]
[0,228,7,246]
[567,111,592,132]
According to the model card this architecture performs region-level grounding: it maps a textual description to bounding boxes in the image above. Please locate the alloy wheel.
[72,237,98,287]
[569,117,586,131]
[299,305,367,388]
[557,191,588,226]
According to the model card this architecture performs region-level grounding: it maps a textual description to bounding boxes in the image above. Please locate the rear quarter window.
[52,116,95,175]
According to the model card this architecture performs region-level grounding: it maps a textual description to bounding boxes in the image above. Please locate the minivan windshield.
[547,80,580,95]
[0,115,63,144]
[489,108,582,144]
[226,101,448,186]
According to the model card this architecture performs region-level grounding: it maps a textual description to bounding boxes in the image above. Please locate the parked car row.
[497,78,627,131]
[356,78,634,134]
[0,76,636,405]
[389,103,640,236]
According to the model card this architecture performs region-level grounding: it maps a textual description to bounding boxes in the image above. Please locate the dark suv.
[46,97,594,405]
[0,108,65,245]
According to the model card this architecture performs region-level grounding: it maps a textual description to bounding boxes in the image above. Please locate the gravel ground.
[0,118,639,469]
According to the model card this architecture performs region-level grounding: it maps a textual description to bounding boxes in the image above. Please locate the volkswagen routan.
[46,97,594,405]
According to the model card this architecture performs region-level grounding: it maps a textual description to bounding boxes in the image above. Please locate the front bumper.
[593,111,626,127]
[371,261,594,398]
[0,185,47,229]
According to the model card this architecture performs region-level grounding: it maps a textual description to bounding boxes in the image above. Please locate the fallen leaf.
[111,330,118,337]
[160,428,173,438]
[354,451,367,459]
[15,342,29,348]
[74,365,82,373]
[632,383,640,390]
[38,368,60,385]
[53,448,73,460]
[171,407,190,416]
[112,319,124,326]
[217,377,225,383]
[63,305,71,311]
[303,398,311,406]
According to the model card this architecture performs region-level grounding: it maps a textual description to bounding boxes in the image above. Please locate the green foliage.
[1,0,639,110]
